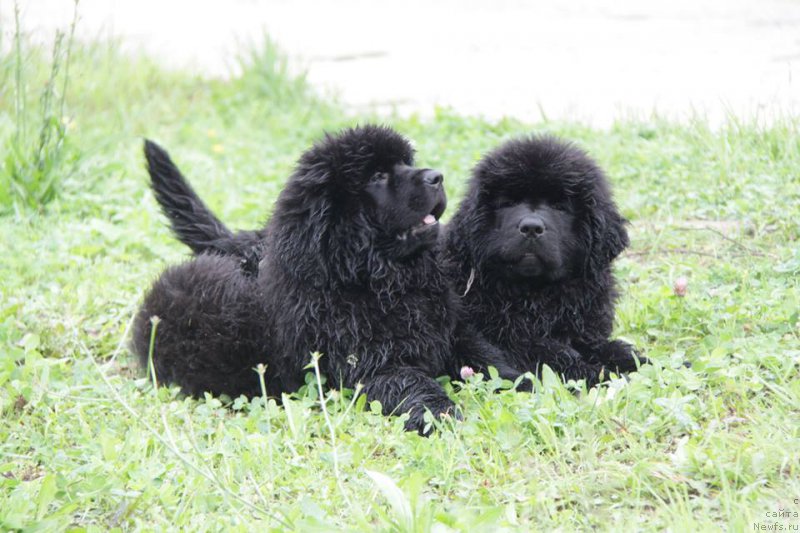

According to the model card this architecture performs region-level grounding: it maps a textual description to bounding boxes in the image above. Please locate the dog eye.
[550,199,572,211]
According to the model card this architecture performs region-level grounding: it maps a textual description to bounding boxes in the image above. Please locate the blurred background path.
[6,0,800,126]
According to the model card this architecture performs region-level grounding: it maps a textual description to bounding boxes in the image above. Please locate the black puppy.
[133,126,523,434]
[441,135,646,388]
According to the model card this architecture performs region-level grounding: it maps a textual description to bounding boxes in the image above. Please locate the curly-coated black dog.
[133,125,523,434]
[441,135,647,388]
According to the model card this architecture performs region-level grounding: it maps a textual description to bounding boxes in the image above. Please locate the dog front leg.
[525,339,606,388]
[574,339,650,373]
[361,368,458,436]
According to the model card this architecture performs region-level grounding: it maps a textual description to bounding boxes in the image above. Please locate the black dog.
[441,135,646,388]
[133,126,523,434]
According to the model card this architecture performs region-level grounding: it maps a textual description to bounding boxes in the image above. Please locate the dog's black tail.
[143,140,236,255]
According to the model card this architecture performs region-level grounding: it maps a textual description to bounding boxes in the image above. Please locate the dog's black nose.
[519,215,546,237]
[421,169,443,187]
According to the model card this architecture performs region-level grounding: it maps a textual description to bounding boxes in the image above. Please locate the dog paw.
[404,402,461,436]
[601,341,649,374]
[514,375,535,392]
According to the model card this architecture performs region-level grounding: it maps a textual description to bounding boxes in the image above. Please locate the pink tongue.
[423,214,437,225]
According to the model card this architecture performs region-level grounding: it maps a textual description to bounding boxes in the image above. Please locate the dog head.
[270,125,446,286]
[449,135,628,285]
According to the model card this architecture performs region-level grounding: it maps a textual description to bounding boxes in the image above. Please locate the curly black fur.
[442,135,646,388]
[133,126,519,434]
[131,254,280,398]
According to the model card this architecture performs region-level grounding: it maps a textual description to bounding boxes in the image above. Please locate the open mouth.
[398,199,446,240]
[410,213,439,235]
[409,199,446,235]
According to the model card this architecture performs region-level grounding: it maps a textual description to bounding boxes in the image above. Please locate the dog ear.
[587,207,629,270]
[270,166,376,288]
[574,162,628,269]
[447,187,486,265]
[604,211,629,261]
[270,173,333,288]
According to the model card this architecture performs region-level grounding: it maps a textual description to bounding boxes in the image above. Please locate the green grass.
[0,1,78,214]
[1,34,799,532]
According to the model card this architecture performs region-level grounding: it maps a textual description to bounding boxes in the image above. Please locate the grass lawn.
[1,34,799,532]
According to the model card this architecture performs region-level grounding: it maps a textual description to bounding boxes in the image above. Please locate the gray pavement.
[6,0,800,126]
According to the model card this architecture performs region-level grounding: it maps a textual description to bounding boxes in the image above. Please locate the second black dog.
[441,135,647,387]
